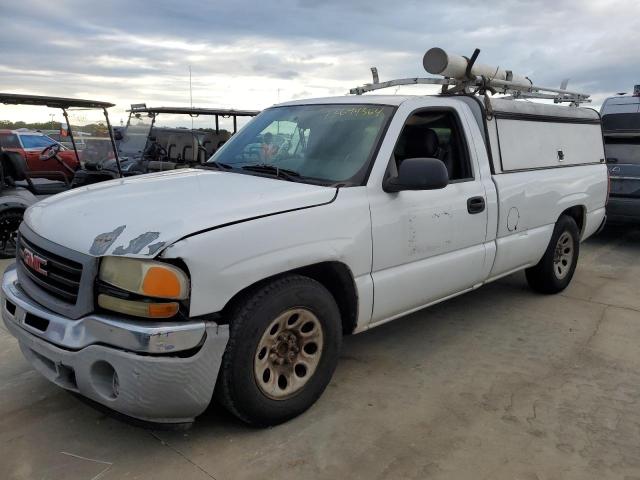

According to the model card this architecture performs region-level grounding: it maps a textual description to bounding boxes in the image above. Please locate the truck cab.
[1,50,608,427]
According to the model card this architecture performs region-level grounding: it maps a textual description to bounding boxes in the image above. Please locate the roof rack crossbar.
[349,48,591,106]
[350,77,456,95]
[350,74,591,105]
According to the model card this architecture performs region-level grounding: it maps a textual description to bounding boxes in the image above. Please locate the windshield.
[602,113,640,134]
[605,137,640,165]
[19,134,57,149]
[207,104,394,185]
[118,112,154,157]
[65,107,117,166]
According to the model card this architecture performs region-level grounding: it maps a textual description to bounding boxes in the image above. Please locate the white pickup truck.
[2,59,608,426]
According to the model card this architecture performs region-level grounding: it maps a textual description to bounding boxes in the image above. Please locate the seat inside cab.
[389,111,473,182]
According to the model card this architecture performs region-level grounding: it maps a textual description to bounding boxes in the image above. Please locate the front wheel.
[215,275,342,426]
[525,214,580,294]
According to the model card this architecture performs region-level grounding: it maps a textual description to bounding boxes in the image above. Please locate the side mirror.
[383,157,449,193]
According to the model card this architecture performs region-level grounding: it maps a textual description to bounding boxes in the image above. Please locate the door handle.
[467,196,485,214]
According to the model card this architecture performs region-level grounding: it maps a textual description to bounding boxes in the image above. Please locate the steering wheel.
[157,144,168,158]
[40,143,77,177]
[40,143,62,160]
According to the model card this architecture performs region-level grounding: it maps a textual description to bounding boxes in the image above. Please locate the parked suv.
[601,87,640,223]
[0,129,80,182]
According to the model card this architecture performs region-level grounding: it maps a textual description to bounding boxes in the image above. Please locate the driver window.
[389,110,473,182]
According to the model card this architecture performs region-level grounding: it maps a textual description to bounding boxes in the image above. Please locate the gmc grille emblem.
[22,248,48,276]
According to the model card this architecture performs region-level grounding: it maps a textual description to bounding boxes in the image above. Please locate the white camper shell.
[484,99,604,172]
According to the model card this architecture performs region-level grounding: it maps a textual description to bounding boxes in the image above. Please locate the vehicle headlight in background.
[98,257,190,318]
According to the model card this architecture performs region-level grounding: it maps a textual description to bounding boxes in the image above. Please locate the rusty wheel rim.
[254,308,324,400]
[553,231,574,280]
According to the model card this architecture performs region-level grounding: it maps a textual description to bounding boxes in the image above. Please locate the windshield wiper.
[207,161,234,170]
[241,164,302,182]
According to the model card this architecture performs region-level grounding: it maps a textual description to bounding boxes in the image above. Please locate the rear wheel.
[215,274,342,426]
[0,210,23,259]
[525,214,580,294]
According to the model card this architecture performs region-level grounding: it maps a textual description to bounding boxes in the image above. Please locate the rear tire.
[0,210,23,259]
[525,214,580,294]
[215,274,342,426]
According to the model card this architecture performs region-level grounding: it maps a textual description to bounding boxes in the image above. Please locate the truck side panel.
[162,188,375,329]
[488,164,607,278]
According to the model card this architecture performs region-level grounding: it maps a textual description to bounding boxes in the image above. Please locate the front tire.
[525,214,580,294]
[215,274,342,426]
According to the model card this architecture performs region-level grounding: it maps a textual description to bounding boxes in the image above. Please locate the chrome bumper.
[3,265,205,353]
[2,265,230,423]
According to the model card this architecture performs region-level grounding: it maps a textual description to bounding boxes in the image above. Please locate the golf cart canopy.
[127,104,260,134]
[117,103,260,172]
[128,105,259,117]
[0,93,114,110]
[0,93,121,177]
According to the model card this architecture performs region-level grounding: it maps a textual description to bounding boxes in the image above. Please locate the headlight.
[99,257,189,299]
[98,257,189,319]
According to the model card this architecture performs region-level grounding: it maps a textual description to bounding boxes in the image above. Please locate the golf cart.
[114,104,260,174]
[0,93,123,257]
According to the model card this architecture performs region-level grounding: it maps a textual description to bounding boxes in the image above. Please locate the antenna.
[189,65,194,129]
[189,65,193,108]
[349,48,591,106]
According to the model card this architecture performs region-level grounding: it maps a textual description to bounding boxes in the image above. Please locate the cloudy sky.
[1,0,639,126]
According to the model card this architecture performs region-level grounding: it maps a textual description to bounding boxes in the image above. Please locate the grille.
[18,234,83,304]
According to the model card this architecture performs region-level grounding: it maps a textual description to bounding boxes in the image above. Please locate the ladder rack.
[349,49,591,106]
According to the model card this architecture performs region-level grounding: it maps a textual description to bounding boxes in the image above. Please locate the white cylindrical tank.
[423,47,531,88]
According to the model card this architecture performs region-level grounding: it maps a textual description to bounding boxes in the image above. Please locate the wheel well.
[560,205,585,236]
[220,262,359,335]
[292,262,358,335]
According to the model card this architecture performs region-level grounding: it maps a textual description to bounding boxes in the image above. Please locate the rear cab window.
[604,137,640,165]
[602,97,640,165]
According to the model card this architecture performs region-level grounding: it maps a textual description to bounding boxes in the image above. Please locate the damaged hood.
[24,169,337,257]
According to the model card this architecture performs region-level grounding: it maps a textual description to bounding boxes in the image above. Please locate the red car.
[0,129,79,182]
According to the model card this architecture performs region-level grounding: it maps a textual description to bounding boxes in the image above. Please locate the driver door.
[368,108,489,325]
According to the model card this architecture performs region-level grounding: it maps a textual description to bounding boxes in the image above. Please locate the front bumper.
[2,265,229,423]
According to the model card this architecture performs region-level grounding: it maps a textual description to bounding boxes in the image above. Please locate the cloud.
[0,0,639,125]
